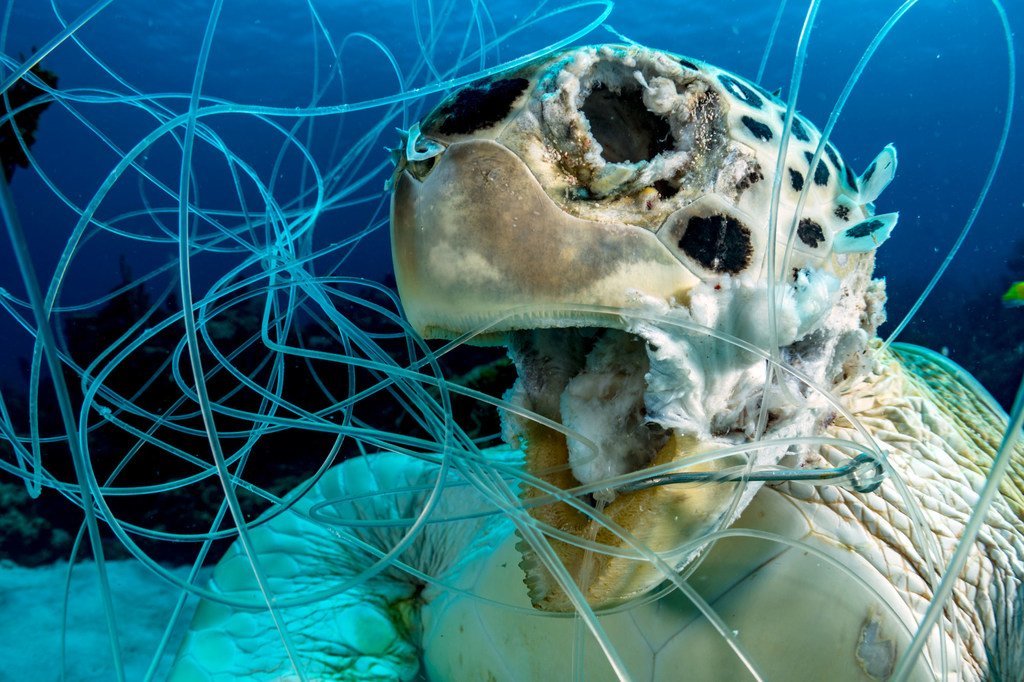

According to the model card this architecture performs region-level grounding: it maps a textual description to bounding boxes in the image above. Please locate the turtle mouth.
[492,268,878,611]
[498,316,775,612]
[505,326,671,505]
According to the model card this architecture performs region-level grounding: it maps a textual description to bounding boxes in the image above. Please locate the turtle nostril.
[408,155,439,181]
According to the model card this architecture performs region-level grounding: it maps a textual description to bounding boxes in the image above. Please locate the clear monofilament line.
[617,453,885,494]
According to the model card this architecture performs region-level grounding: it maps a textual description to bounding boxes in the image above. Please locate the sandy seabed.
[0,560,207,681]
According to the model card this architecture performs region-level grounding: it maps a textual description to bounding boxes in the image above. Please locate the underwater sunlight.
[0,0,1023,680]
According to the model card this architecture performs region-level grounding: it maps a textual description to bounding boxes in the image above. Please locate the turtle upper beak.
[390,139,698,342]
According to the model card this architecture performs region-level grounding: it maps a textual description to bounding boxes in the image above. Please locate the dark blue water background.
[3,0,1022,394]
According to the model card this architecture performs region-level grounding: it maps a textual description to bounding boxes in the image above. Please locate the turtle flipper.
[170,451,493,681]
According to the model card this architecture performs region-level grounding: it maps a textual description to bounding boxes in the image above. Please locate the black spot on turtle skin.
[834,204,851,221]
[736,163,764,192]
[844,164,858,191]
[845,218,884,239]
[785,114,810,142]
[862,162,877,184]
[804,151,830,186]
[798,219,825,248]
[824,143,842,171]
[815,163,830,185]
[676,58,701,71]
[433,77,529,135]
[678,214,753,274]
[742,116,773,142]
[750,81,777,102]
[719,74,764,109]
[789,168,804,192]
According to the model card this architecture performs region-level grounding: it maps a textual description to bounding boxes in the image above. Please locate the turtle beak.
[390,138,698,342]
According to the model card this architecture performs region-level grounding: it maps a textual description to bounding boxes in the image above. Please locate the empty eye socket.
[581,85,674,164]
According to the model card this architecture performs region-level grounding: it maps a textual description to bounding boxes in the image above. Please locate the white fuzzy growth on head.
[559,332,665,500]
[500,45,731,229]
[633,265,861,439]
[504,257,882,499]
[557,263,872,493]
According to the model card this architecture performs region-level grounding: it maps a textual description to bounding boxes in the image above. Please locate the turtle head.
[390,44,896,611]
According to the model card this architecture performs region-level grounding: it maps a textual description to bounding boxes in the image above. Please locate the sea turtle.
[170,45,1024,681]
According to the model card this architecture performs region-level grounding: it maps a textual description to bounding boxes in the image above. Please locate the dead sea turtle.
[170,45,1024,681]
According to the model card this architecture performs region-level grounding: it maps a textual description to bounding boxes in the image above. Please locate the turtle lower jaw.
[503,327,749,611]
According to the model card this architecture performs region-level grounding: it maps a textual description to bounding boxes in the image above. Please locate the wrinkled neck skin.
[499,265,1024,678]
[441,344,1023,682]
[792,344,1024,680]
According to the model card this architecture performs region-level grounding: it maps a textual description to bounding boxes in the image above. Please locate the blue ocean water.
[0,3,1022,679]
[2,0,1021,402]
